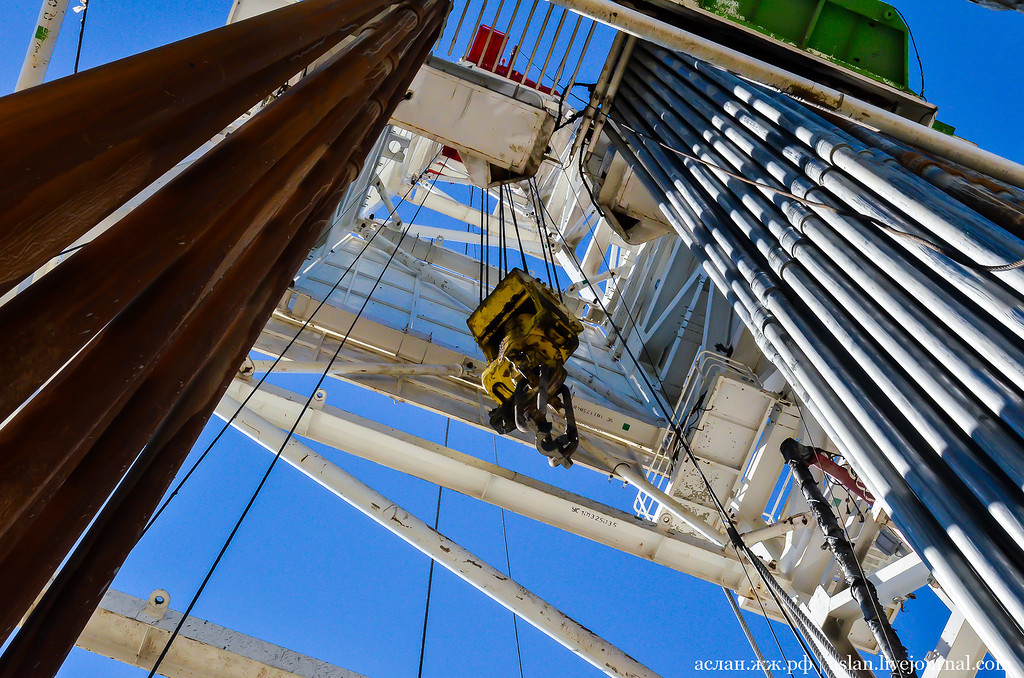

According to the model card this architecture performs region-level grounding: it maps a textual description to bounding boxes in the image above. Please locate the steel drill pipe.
[835,122,1024,242]
[0,5,428,424]
[610,124,1024,675]
[663,45,1024,343]
[0,0,394,295]
[0,7,431,559]
[620,71,1024,497]
[0,87,403,645]
[629,55,1024,444]
[0,15,444,671]
[646,47,1024,392]
[616,97,1024,628]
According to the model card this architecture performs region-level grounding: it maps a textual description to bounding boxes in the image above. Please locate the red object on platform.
[464,26,560,96]
[466,25,506,71]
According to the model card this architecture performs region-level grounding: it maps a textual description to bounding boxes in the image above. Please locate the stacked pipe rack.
[610,41,1024,677]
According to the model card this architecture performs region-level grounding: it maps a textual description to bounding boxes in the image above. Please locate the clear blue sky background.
[1,1,1020,676]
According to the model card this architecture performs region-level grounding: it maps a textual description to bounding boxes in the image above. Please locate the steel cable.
[146,156,450,677]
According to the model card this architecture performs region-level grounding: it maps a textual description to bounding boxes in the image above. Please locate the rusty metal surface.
[0,5,445,673]
[0,5,422,424]
[0,8,425,563]
[0,0,391,296]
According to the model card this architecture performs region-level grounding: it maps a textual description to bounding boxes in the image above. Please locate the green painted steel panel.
[699,0,911,90]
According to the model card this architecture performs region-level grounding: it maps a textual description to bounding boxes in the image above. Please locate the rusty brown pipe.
[0,23,436,639]
[0,8,430,559]
[0,2,431,424]
[0,15,444,673]
[896,150,1024,241]
[0,0,399,295]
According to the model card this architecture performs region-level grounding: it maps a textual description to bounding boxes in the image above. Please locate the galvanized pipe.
[632,55,1024,443]
[221,397,664,678]
[646,49,1024,393]
[616,96,1024,628]
[611,123,1024,676]
[611,95,1024,676]
[836,123,1024,242]
[0,0,391,296]
[621,71,1024,496]
[678,52,1024,339]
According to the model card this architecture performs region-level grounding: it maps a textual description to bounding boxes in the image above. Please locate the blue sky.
[1,1,1020,676]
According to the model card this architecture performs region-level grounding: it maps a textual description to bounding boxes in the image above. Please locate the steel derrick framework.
[1,0,1023,677]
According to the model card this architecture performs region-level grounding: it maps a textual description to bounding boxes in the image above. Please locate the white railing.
[435,0,605,102]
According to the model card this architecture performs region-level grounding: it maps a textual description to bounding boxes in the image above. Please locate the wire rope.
[141,150,443,535]
[493,435,527,678]
[73,0,90,74]
[530,173,830,677]
[417,419,449,678]
[146,157,451,677]
[506,184,530,271]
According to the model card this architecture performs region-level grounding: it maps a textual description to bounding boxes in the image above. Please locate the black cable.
[498,186,508,276]
[507,185,529,271]
[73,0,90,74]
[147,157,451,678]
[529,182,558,296]
[479,186,486,303]
[893,7,926,100]
[141,150,443,536]
[529,182,564,303]
[484,189,491,293]
[493,436,526,678]
[417,419,449,678]
[577,144,607,220]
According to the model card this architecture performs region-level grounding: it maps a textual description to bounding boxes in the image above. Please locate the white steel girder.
[77,589,368,678]
[220,377,752,591]
[256,287,663,462]
[217,394,664,678]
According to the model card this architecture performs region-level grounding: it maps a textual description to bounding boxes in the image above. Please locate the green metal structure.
[699,0,911,90]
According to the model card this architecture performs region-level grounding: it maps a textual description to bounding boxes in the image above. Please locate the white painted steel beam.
[827,553,931,619]
[217,395,664,678]
[77,589,368,678]
[16,0,73,90]
[922,611,987,678]
[219,379,749,589]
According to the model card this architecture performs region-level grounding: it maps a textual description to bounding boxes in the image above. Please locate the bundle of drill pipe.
[610,42,1024,676]
[0,0,446,674]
